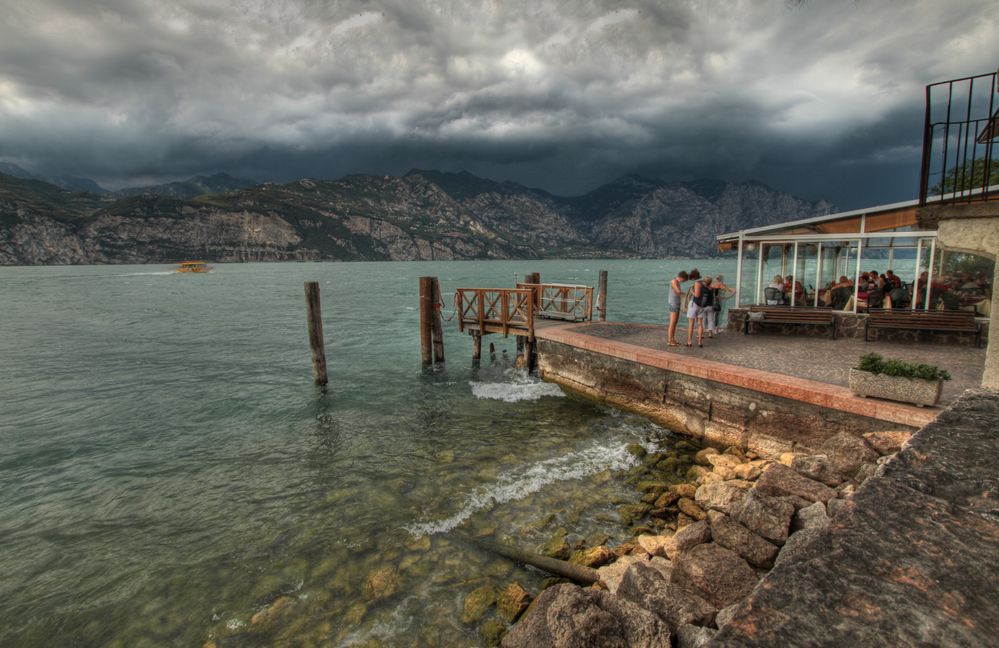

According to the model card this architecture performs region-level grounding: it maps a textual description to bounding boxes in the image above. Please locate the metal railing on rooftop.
[919,69,999,206]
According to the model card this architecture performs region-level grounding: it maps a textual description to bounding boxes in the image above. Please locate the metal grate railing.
[919,69,999,205]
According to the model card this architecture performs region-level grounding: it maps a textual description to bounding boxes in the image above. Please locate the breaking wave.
[404,439,644,536]
[469,374,564,402]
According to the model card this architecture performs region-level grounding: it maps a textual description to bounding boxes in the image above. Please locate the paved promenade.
[558,321,985,407]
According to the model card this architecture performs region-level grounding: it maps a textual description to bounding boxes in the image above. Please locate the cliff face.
[0,170,833,265]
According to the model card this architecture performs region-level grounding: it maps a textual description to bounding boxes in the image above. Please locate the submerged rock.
[462,584,499,624]
[249,596,295,628]
[363,566,399,601]
[501,583,671,648]
[481,619,507,646]
[539,528,571,560]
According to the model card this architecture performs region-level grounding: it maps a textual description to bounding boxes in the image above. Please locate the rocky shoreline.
[484,429,912,647]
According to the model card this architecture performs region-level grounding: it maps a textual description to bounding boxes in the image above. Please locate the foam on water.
[404,438,643,537]
[469,373,564,403]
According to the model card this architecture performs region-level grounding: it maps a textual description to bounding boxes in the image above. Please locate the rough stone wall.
[726,308,988,347]
[710,389,999,647]
[536,339,901,456]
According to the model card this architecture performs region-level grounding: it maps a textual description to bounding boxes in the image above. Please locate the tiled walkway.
[555,321,985,406]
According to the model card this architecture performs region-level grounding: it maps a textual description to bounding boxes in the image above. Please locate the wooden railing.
[517,283,594,322]
[456,288,535,338]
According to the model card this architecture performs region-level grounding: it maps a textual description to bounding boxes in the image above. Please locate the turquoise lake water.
[0,259,735,647]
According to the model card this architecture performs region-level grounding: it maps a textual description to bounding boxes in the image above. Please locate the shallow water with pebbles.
[0,259,729,646]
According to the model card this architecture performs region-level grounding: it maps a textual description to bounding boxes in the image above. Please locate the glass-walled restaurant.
[716,200,994,318]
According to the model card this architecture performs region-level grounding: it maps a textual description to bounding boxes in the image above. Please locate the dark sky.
[0,0,996,208]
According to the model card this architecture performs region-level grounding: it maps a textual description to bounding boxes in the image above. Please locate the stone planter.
[848,369,943,407]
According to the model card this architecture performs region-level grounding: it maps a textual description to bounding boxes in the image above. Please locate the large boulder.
[732,490,795,545]
[790,454,843,487]
[501,583,671,648]
[773,527,827,568]
[792,501,830,533]
[676,623,717,648]
[664,520,712,560]
[596,555,645,594]
[707,510,779,568]
[671,543,760,608]
[694,481,747,515]
[617,561,717,627]
[817,431,879,477]
[755,463,836,503]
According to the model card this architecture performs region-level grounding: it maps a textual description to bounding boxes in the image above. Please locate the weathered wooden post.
[472,332,482,362]
[419,276,433,365]
[430,277,446,364]
[304,281,328,388]
[489,342,496,362]
[597,269,608,321]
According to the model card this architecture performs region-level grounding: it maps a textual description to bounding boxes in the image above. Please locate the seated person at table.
[821,276,854,310]
[765,275,785,305]
[783,275,805,305]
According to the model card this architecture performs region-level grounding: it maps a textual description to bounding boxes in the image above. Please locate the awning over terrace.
[716,199,993,317]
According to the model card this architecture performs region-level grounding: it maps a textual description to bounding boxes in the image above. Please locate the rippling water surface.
[0,259,733,647]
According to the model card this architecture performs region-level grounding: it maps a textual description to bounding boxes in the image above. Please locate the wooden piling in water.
[430,277,445,364]
[419,276,433,365]
[472,332,482,361]
[597,269,608,321]
[304,281,328,387]
[489,342,496,361]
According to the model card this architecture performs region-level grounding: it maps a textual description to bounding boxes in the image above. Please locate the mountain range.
[0,168,833,265]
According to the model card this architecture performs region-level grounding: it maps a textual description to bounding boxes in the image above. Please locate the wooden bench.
[744,306,837,339]
[865,308,983,347]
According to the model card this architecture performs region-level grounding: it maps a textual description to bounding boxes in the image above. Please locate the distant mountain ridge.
[0,168,833,265]
[0,162,108,194]
[112,173,258,199]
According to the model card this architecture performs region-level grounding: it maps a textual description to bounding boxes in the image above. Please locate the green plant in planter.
[855,352,951,382]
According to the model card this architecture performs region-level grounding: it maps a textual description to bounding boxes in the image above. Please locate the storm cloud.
[0,0,995,207]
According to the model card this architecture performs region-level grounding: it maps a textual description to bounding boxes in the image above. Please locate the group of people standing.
[667,269,734,348]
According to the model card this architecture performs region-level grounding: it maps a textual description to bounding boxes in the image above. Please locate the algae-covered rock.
[570,545,616,568]
[250,596,295,628]
[539,528,571,559]
[481,619,507,646]
[497,581,532,622]
[626,443,647,459]
[462,584,498,624]
[619,503,651,526]
[344,602,367,625]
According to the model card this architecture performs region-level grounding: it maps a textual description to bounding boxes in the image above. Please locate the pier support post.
[419,276,433,365]
[489,342,496,362]
[472,332,482,362]
[304,281,328,388]
[430,277,445,364]
[597,270,608,321]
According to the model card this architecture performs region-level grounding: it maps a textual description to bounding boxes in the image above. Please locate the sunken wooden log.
[465,536,599,585]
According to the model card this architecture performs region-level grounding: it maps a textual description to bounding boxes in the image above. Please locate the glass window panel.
[738,242,760,307]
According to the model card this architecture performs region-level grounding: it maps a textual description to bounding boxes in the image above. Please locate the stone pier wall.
[536,339,909,457]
